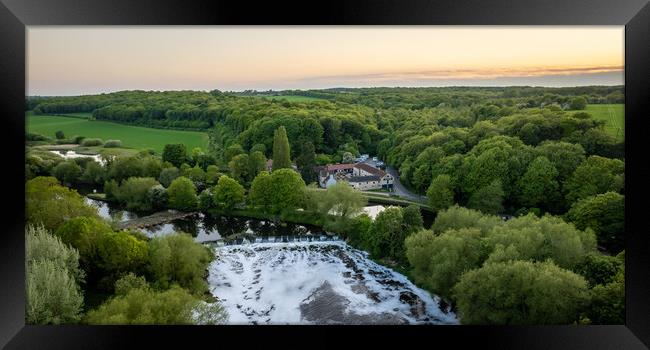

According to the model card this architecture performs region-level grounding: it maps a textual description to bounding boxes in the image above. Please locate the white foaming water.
[50,150,106,165]
[208,241,458,325]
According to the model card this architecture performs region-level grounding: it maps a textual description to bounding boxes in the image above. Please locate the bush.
[167,177,198,211]
[147,233,214,294]
[453,260,589,324]
[82,138,104,147]
[84,285,227,325]
[26,225,84,325]
[113,177,160,211]
[73,135,86,144]
[26,132,50,142]
[573,252,623,287]
[405,228,485,299]
[104,139,123,148]
[26,176,98,231]
[566,192,624,253]
[114,273,149,296]
[432,205,502,236]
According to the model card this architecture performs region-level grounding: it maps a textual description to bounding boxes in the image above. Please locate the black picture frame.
[1,0,649,348]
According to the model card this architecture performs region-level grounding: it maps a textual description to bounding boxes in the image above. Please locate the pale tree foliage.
[85,284,228,325]
[317,182,367,219]
[26,224,84,324]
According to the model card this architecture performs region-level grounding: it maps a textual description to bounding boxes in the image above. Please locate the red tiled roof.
[354,163,387,177]
[326,163,355,171]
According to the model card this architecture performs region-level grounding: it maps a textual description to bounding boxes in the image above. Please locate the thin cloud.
[296,65,624,84]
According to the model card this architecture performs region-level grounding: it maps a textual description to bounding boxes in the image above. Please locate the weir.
[204,234,342,246]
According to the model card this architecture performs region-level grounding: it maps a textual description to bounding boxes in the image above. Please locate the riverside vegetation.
[25,86,624,324]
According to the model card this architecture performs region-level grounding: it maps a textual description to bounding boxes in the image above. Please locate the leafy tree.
[223,144,245,163]
[427,174,455,212]
[368,207,406,261]
[517,156,560,210]
[344,214,373,249]
[81,161,105,185]
[205,165,221,186]
[586,270,624,324]
[467,180,505,215]
[402,205,424,233]
[27,225,84,283]
[453,260,589,324]
[104,179,119,201]
[26,177,98,231]
[27,260,84,325]
[84,285,227,325]
[52,160,82,185]
[107,156,160,183]
[296,141,317,183]
[272,126,292,170]
[250,143,267,155]
[485,214,596,269]
[247,169,307,214]
[213,175,245,210]
[185,165,207,191]
[97,231,148,276]
[113,273,149,296]
[564,156,624,205]
[114,177,160,211]
[566,192,624,252]
[569,96,587,110]
[573,252,623,287]
[405,228,484,299]
[228,153,250,183]
[191,147,204,166]
[54,216,113,272]
[159,167,180,188]
[535,141,585,181]
[248,171,273,211]
[55,130,65,140]
[198,189,213,210]
[432,205,502,236]
[162,144,187,167]
[316,182,366,219]
[341,151,355,163]
[147,184,168,210]
[26,225,84,325]
[167,177,197,211]
[248,151,267,181]
[461,136,534,198]
[147,233,214,294]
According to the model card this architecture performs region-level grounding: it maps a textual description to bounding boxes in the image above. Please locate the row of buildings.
[315,162,394,191]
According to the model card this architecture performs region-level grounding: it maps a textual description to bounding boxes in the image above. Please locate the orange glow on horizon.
[27,26,624,95]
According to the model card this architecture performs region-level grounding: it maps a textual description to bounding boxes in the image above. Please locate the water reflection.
[141,213,319,243]
[87,197,432,243]
[85,197,138,223]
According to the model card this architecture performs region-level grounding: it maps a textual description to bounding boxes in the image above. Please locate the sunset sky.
[27,26,624,96]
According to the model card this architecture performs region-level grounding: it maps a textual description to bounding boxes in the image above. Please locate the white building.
[350,163,394,190]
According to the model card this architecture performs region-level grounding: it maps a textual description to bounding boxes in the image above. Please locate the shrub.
[453,260,589,324]
[82,138,104,147]
[104,140,123,148]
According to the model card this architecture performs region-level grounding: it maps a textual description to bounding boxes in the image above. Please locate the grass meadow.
[585,104,624,141]
[27,112,209,153]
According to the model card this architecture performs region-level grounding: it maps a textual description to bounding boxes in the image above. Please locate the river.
[208,241,457,324]
[84,197,455,325]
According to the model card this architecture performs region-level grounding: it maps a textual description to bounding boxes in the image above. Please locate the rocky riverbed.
[207,241,458,325]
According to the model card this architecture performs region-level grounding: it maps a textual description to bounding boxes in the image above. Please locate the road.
[384,165,428,203]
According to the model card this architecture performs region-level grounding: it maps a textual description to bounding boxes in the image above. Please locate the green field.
[27,112,209,153]
[256,95,327,102]
[585,104,624,141]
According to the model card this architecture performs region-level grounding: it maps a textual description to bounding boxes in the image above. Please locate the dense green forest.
[26,85,625,325]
